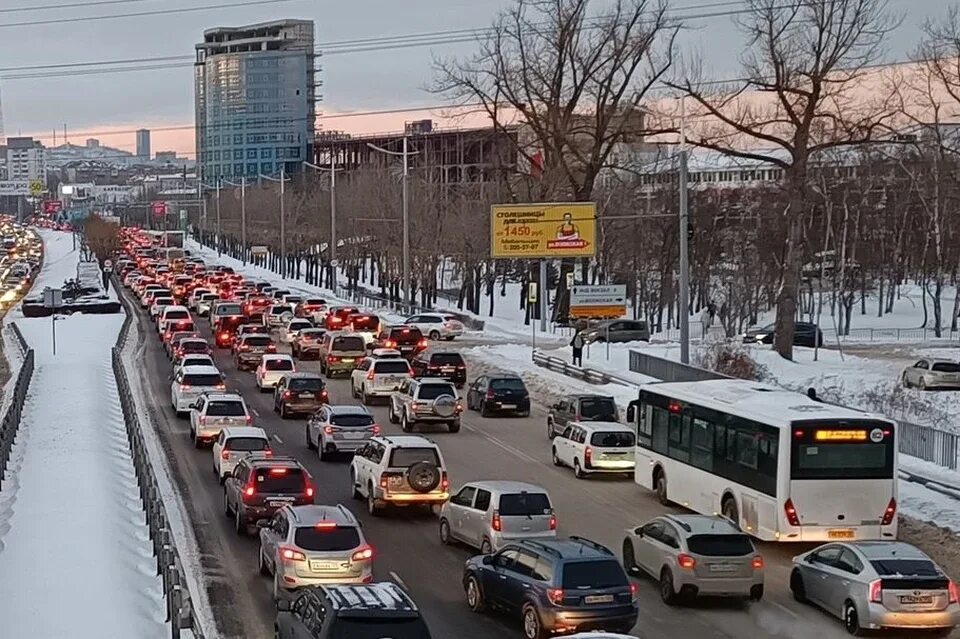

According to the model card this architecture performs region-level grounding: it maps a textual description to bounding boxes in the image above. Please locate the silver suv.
[622,514,764,604]
[388,378,462,433]
[439,480,556,554]
[257,504,373,599]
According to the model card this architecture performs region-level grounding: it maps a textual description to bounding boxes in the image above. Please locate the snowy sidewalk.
[0,231,167,638]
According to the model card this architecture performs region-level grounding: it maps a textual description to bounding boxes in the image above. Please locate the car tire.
[844,602,865,636]
[479,401,491,418]
[362,390,371,406]
[622,540,639,575]
[750,584,764,602]
[439,518,452,545]
[902,372,912,388]
[400,413,412,433]
[448,419,461,433]
[790,569,807,603]
[367,486,381,516]
[465,575,485,612]
[388,404,399,424]
[306,426,316,450]
[522,604,546,639]
[193,431,203,449]
[573,459,586,479]
[429,330,440,340]
[480,538,492,555]
[258,548,270,576]
[919,377,928,391]
[659,568,678,606]
[552,448,562,467]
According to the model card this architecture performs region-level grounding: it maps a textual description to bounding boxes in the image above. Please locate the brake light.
[351,546,374,562]
[784,498,801,526]
[751,555,764,570]
[220,332,230,340]
[869,579,882,603]
[677,553,696,570]
[485,389,495,400]
[549,514,557,530]
[243,484,255,498]
[280,547,306,562]
[283,390,292,399]
[418,339,428,348]
[314,521,337,530]
[366,368,376,380]
[384,340,396,348]
[180,383,191,390]
[220,450,230,460]
[305,484,314,499]
[371,424,380,435]
[331,316,342,323]
[491,510,501,532]
[245,415,253,425]
[630,582,638,600]
[263,449,272,457]
[880,497,897,526]
[269,468,288,475]
[584,446,592,467]
[215,384,226,390]
[949,580,958,604]
[546,588,564,605]
[266,344,276,352]
[240,345,250,351]
[441,472,449,490]
[328,355,340,363]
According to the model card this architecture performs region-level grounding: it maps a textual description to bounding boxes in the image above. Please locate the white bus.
[626,379,898,542]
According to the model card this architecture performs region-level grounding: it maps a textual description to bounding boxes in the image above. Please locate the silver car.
[791,541,960,636]
[439,480,556,554]
[257,504,373,599]
[622,514,764,604]
[306,404,379,460]
[902,358,960,390]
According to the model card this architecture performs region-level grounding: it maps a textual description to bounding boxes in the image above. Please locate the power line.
[0,0,155,14]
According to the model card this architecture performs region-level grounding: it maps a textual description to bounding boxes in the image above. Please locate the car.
[173,353,215,376]
[243,296,272,322]
[318,332,367,378]
[223,454,314,536]
[172,337,212,362]
[547,395,620,439]
[622,514,764,605]
[349,435,449,515]
[187,287,212,311]
[274,372,328,418]
[234,334,277,371]
[157,304,191,331]
[410,350,466,387]
[149,295,175,321]
[264,303,295,328]
[324,305,360,331]
[211,301,245,339]
[351,356,414,405]
[790,541,960,636]
[295,298,327,322]
[551,422,636,478]
[403,312,465,341]
[257,504,374,597]
[462,537,638,638]
[212,426,270,482]
[275,582,433,638]
[465,375,531,417]
[902,358,960,390]
[291,327,326,359]
[196,292,219,317]
[170,365,226,417]
[307,405,379,460]
[345,313,381,344]
[742,321,823,347]
[281,293,303,310]
[161,320,197,351]
[280,317,313,344]
[256,354,296,391]
[370,347,402,359]
[374,325,428,359]
[188,392,253,447]
[439,481,556,554]
[579,319,650,344]
[236,322,270,341]
[165,331,201,358]
[388,378,462,433]
[272,289,291,301]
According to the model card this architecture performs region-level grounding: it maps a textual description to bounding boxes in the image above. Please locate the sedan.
[902,358,960,390]
[742,321,823,347]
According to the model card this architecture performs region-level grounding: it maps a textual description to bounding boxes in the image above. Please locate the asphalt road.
[127,291,924,639]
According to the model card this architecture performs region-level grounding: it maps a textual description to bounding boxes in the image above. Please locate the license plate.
[299,393,313,399]
[441,367,454,372]
[268,500,292,507]
[342,358,354,363]
[584,595,614,604]
[828,529,854,539]
[401,346,412,351]
[709,563,737,573]
[501,404,516,409]
[311,561,338,571]
[899,594,933,604]
[342,432,364,440]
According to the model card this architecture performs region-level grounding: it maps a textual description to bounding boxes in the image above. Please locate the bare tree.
[668,0,897,359]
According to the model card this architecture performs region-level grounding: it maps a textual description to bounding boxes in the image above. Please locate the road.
[126,289,932,639]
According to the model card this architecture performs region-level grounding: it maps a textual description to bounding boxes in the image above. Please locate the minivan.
[319,332,367,378]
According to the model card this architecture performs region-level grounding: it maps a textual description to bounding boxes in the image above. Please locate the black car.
[462,537,637,638]
[276,582,433,638]
[374,326,428,359]
[410,350,467,387]
[222,454,314,535]
[742,321,823,347]
[465,374,531,417]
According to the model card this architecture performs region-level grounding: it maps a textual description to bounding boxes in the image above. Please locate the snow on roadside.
[0,230,168,638]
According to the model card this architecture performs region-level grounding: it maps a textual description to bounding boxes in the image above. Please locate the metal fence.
[0,323,35,491]
[532,350,635,387]
[112,283,206,639]
[653,321,960,344]
[628,350,728,383]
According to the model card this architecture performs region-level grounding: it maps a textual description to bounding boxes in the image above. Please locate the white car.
[149,296,175,321]
[255,354,295,391]
[188,288,212,311]
[212,426,270,482]
[550,421,636,478]
[351,356,414,405]
[263,304,294,328]
[403,313,464,341]
[157,304,191,331]
[280,318,313,344]
[196,293,219,318]
[173,354,215,376]
[170,365,226,417]
[188,392,252,447]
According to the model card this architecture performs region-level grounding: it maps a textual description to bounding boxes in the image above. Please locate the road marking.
[769,600,800,619]
[251,408,260,417]
[462,423,540,465]
[272,434,284,444]
[389,571,409,590]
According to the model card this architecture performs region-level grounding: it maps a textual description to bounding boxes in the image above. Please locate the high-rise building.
[5,137,46,180]
[194,19,316,181]
[136,129,151,160]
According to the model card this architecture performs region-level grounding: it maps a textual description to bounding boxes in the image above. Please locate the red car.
[324,306,360,331]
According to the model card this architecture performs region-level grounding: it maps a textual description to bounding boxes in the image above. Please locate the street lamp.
[366,137,418,312]
[260,168,290,277]
[304,157,345,291]
[222,177,247,265]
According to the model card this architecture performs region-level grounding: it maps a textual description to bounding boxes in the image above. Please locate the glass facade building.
[195,20,315,181]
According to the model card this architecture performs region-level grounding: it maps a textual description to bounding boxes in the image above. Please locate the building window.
[212,164,220,176]
[234,134,243,145]
[247,149,258,159]
[261,162,273,174]
[222,164,232,177]
[213,151,220,161]
[233,149,243,160]
[260,148,272,159]
[234,163,243,175]
[212,135,220,146]
[247,163,258,175]
[286,147,300,159]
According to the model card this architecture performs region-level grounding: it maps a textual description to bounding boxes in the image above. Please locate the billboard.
[43,200,63,214]
[490,202,596,259]
[151,201,168,217]
[0,181,30,196]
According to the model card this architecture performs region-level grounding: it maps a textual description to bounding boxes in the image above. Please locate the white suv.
[170,365,226,417]
[256,354,296,391]
[350,356,413,405]
[212,426,270,481]
[550,421,636,479]
[403,313,464,341]
[349,435,449,516]
[188,392,253,447]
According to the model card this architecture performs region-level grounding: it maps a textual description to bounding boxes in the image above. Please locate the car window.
[498,492,551,516]
[271,305,293,315]
[641,521,665,541]
[686,534,754,556]
[244,335,272,346]
[659,523,680,549]
[182,373,223,387]
[931,362,960,373]
[560,425,573,439]
[812,546,842,567]
[836,548,863,574]
[205,401,246,417]
[513,550,538,578]
[429,353,464,365]
[579,398,618,421]
[330,413,375,427]
[329,617,431,639]
[494,549,518,569]
[561,559,627,589]
[264,359,294,371]
[216,303,243,315]
[532,557,555,582]
[869,558,940,576]
[389,447,440,467]
[289,378,324,392]
[225,437,268,451]
[373,361,412,374]
[915,360,928,369]
[590,431,635,447]
[490,378,526,391]
[417,384,456,400]
[474,489,491,512]
[451,486,476,507]
[332,336,365,351]
[253,467,304,493]
[294,526,360,552]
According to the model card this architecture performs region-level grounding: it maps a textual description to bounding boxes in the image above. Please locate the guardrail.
[0,323,35,491]
[532,349,635,387]
[112,280,205,639]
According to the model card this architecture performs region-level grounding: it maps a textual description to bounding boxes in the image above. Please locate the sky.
[0,0,950,158]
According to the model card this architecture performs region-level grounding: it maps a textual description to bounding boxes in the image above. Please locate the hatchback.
[212,426,270,481]
[170,365,226,416]
[306,405,379,460]
[440,481,556,554]
[410,350,467,387]
[551,422,636,478]
[223,454,315,536]
[256,354,296,391]
[902,358,960,390]
[291,327,326,359]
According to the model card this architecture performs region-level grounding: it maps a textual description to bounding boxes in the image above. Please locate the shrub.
[694,340,769,381]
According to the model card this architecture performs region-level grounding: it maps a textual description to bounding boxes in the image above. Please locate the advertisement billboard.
[490,202,596,259]
[42,200,63,215]
[151,201,168,217]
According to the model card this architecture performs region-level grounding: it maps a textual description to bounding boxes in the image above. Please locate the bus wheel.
[654,469,669,506]
[721,496,739,527]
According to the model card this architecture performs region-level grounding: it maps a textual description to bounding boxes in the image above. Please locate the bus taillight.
[784,499,801,526]
[880,498,897,526]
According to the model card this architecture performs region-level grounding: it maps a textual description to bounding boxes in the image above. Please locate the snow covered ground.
[0,230,168,638]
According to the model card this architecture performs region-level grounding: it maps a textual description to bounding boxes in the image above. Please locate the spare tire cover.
[406,461,441,493]
[433,394,457,418]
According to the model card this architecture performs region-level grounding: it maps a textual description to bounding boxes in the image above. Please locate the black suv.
[465,374,531,417]
[410,350,467,387]
[463,537,637,638]
[223,454,314,535]
[547,394,619,439]
[742,321,823,347]
[276,582,433,638]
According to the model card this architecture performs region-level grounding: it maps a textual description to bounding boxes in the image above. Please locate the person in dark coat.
[807,387,822,402]
[571,331,585,367]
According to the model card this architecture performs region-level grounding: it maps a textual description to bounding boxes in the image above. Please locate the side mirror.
[482,554,494,564]
[635,528,644,538]
[626,404,636,424]
[255,519,271,529]
[189,402,199,410]
[276,599,291,612]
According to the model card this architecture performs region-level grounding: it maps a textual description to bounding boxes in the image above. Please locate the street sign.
[42,200,63,214]
[42,288,63,309]
[250,245,268,256]
[29,180,44,197]
[490,202,596,259]
[569,284,627,319]
[151,201,168,217]
[527,282,538,304]
[0,181,30,196]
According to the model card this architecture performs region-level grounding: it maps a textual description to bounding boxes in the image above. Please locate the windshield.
[430,353,463,365]
[590,431,635,448]
[164,310,189,320]
[300,330,325,340]
[330,414,374,427]
[294,526,360,552]
[870,559,940,576]
[182,374,222,387]
[253,467,304,493]
[791,422,895,480]
[225,437,267,451]
[182,357,213,367]
[579,398,618,421]
[498,492,551,516]
[271,305,293,315]
[180,342,208,352]
[216,304,243,315]
[332,336,365,351]
[244,336,272,346]
[304,298,326,305]
[418,384,456,400]
[490,378,526,391]
[561,560,627,589]
[350,315,380,330]
[389,447,440,467]
[289,321,311,331]
[206,401,246,417]
[373,361,411,374]
[289,378,324,392]
[686,534,754,557]
[391,328,423,343]
[931,362,960,373]
[329,618,432,639]
[264,359,294,371]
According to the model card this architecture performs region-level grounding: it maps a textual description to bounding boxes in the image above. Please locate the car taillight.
[784,498,801,526]
[491,510,501,532]
[549,514,557,530]
[677,553,696,570]
[324,426,334,435]
[869,579,882,603]
[280,547,306,562]
[371,424,380,435]
[384,340,395,348]
[441,472,449,490]
[305,484,314,499]
[485,389,495,400]
[215,384,226,390]
[266,344,276,352]
[949,580,959,604]
[351,546,374,562]
[584,446,592,467]
[366,369,375,381]
[240,345,250,351]
[220,332,230,340]
[417,339,428,348]
[751,555,764,570]
[220,450,230,460]
[546,588,564,605]
[244,414,253,425]
[199,416,207,425]
[283,390,292,399]
[180,383,191,390]
[328,355,340,362]
[880,497,897,526]
[243,484,255,498]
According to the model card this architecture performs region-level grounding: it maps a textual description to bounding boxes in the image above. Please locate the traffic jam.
[115,227,960,639]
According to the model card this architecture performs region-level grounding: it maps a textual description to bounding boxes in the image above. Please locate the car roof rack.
[520,539,564,558]
[567,536,613,555]
[663,514,693,533]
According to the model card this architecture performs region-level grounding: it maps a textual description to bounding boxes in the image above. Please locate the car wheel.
[306,426,316,450]
[234,504,246,535]
[844,602,865,636]
[655,469,670,506]
[546,420,555,439]
[480,538,492,555]
[622,540,639,575]
[448,419,461,433]
[659,568,678,605]
[223,490,232,517]
[465,575,485,612]
[400,413,412,433]
[479,401,491,418]
[790,569,807,603]
[258,547,270,576]
[439,518,452,545]
[522,604,546,639]
[429,330,441,340]
[362,390,371,406]
[573,459,585,479]
[750,584,764,601]
[552,448,562,467]
[388,403,398,424]
[919,377,928,391]
[367,486,381,516]
[902,372,912,388]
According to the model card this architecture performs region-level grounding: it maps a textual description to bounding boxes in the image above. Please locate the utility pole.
[240,176,247,265]
[330,150,337,290]
[539,261,547,332]
[678,97,691,364]
[280,165,286,278]
[402,136,410,312]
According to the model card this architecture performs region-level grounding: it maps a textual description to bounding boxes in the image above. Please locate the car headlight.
[753,333,767,340]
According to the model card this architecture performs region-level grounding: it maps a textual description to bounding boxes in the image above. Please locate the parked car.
[403,312,465,341]
[349,435,449,515]
[579,319,650,344]
[547,394,619,439]
[790,541,959,636]
[274,372,328,418]
[465,375,531,417]
[902,358,960,390]
[223,454,314,536]
[551,422,636,478]
[439,481,556,554]
[318,332,366,378]
[212,426,270,482]
[623,514,764,604]
[742,321,823,347]
[410,350,466,388]
[306,404,378,460]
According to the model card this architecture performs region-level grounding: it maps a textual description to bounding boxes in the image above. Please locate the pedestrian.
[571,331,585,367]
[806,387,822,402]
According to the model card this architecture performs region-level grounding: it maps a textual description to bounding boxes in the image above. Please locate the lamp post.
[304,157,344,290]
[260,169,290,277]
[222,177,247,264]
